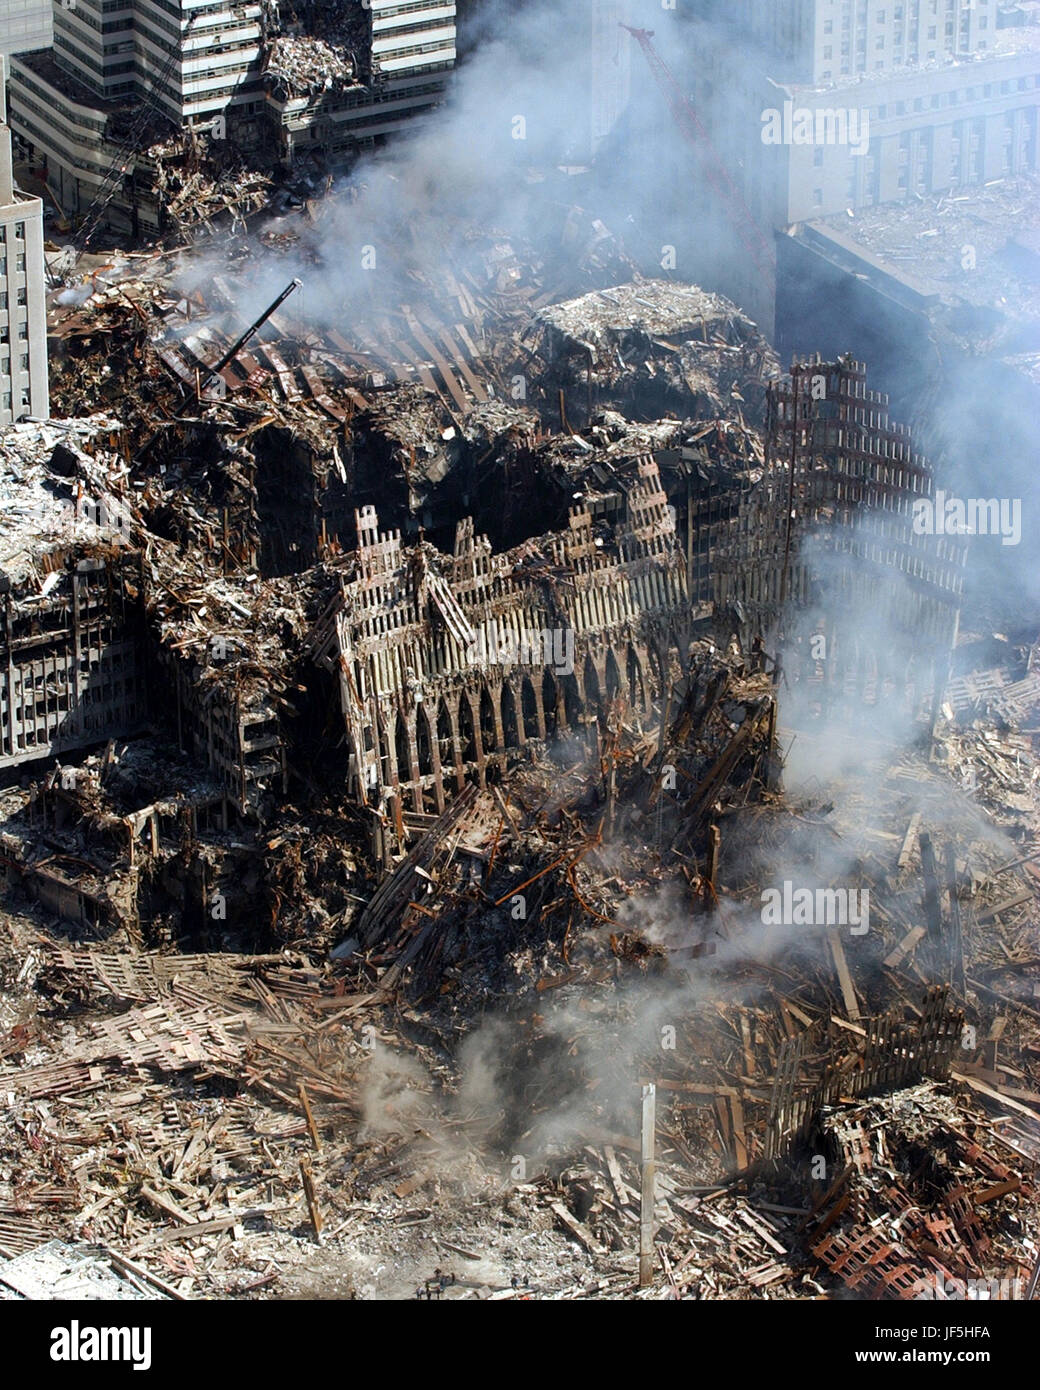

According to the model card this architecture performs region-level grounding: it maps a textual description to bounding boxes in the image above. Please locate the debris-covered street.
[0,0,1038,1328]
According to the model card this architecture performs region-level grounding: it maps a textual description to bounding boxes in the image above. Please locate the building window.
[16,288,26,306]
[19,388,29,408]
[19,354,28,371]
[2,393,10,410]
[15,253,25,272]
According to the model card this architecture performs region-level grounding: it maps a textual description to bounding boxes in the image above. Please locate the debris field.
[1,205,1038,1300]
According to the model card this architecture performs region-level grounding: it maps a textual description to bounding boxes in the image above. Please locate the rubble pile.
[2,687,1039,1297]
[264,36,361,98]
[532,281,779,429]
[263,0,369,96]
[147,140,275,244]
[1,222,1034,1298]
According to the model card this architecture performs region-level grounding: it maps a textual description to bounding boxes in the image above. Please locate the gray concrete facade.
[0,54,48,423]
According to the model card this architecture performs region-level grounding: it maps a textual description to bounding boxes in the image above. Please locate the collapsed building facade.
[308,462,687,846]
[25,256,973,848]
[0,417,145,771]
[1,218,1037,1303]
[0,332,969,945]
[714,355,967,720]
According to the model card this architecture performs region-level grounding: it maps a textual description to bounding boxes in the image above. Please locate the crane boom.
[199,278,302,393]
[621,25,775,288]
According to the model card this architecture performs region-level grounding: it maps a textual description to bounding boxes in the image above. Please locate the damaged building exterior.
[0,418,144,771]
[0,5,1037,1318]
[2,86,1037,1299]
[308,462,687,845]
[9,0,456,232]
[714,354,967,718]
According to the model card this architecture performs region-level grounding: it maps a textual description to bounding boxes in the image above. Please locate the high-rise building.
[694,1,1039,223]
[704,0,1005,84]
[8,0,456,235]
[265,0,457,167]
[586,0,630,160]
[0,55,48,423]
[0,0,50,58]
[686,0,1040,330]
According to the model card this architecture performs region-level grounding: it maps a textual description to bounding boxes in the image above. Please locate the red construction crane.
[621,25,775,290]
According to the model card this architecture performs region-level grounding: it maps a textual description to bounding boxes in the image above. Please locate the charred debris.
[1,217,1038,1300]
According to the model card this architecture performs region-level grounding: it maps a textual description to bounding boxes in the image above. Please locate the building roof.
[13,49,117,110]
[808,175,1040,338]
[787,19,1040,95]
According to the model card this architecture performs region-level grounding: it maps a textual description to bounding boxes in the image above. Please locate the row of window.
[373,15,457,42]
[819,38,992,78]
[143,0,259,22]
[823,14,985,59]
[376,36,455,64]
[808,115,1035,205]
[823,0,983,21]
[13,108,119,180]
[56,5,131,37]
[13,74,108,135]
[136,16,258,58]
[873,76,1036,117]
[373,1,456,19]
[320,96,440,134]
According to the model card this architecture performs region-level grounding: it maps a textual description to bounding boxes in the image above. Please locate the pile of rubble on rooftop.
[262,0,370,97]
